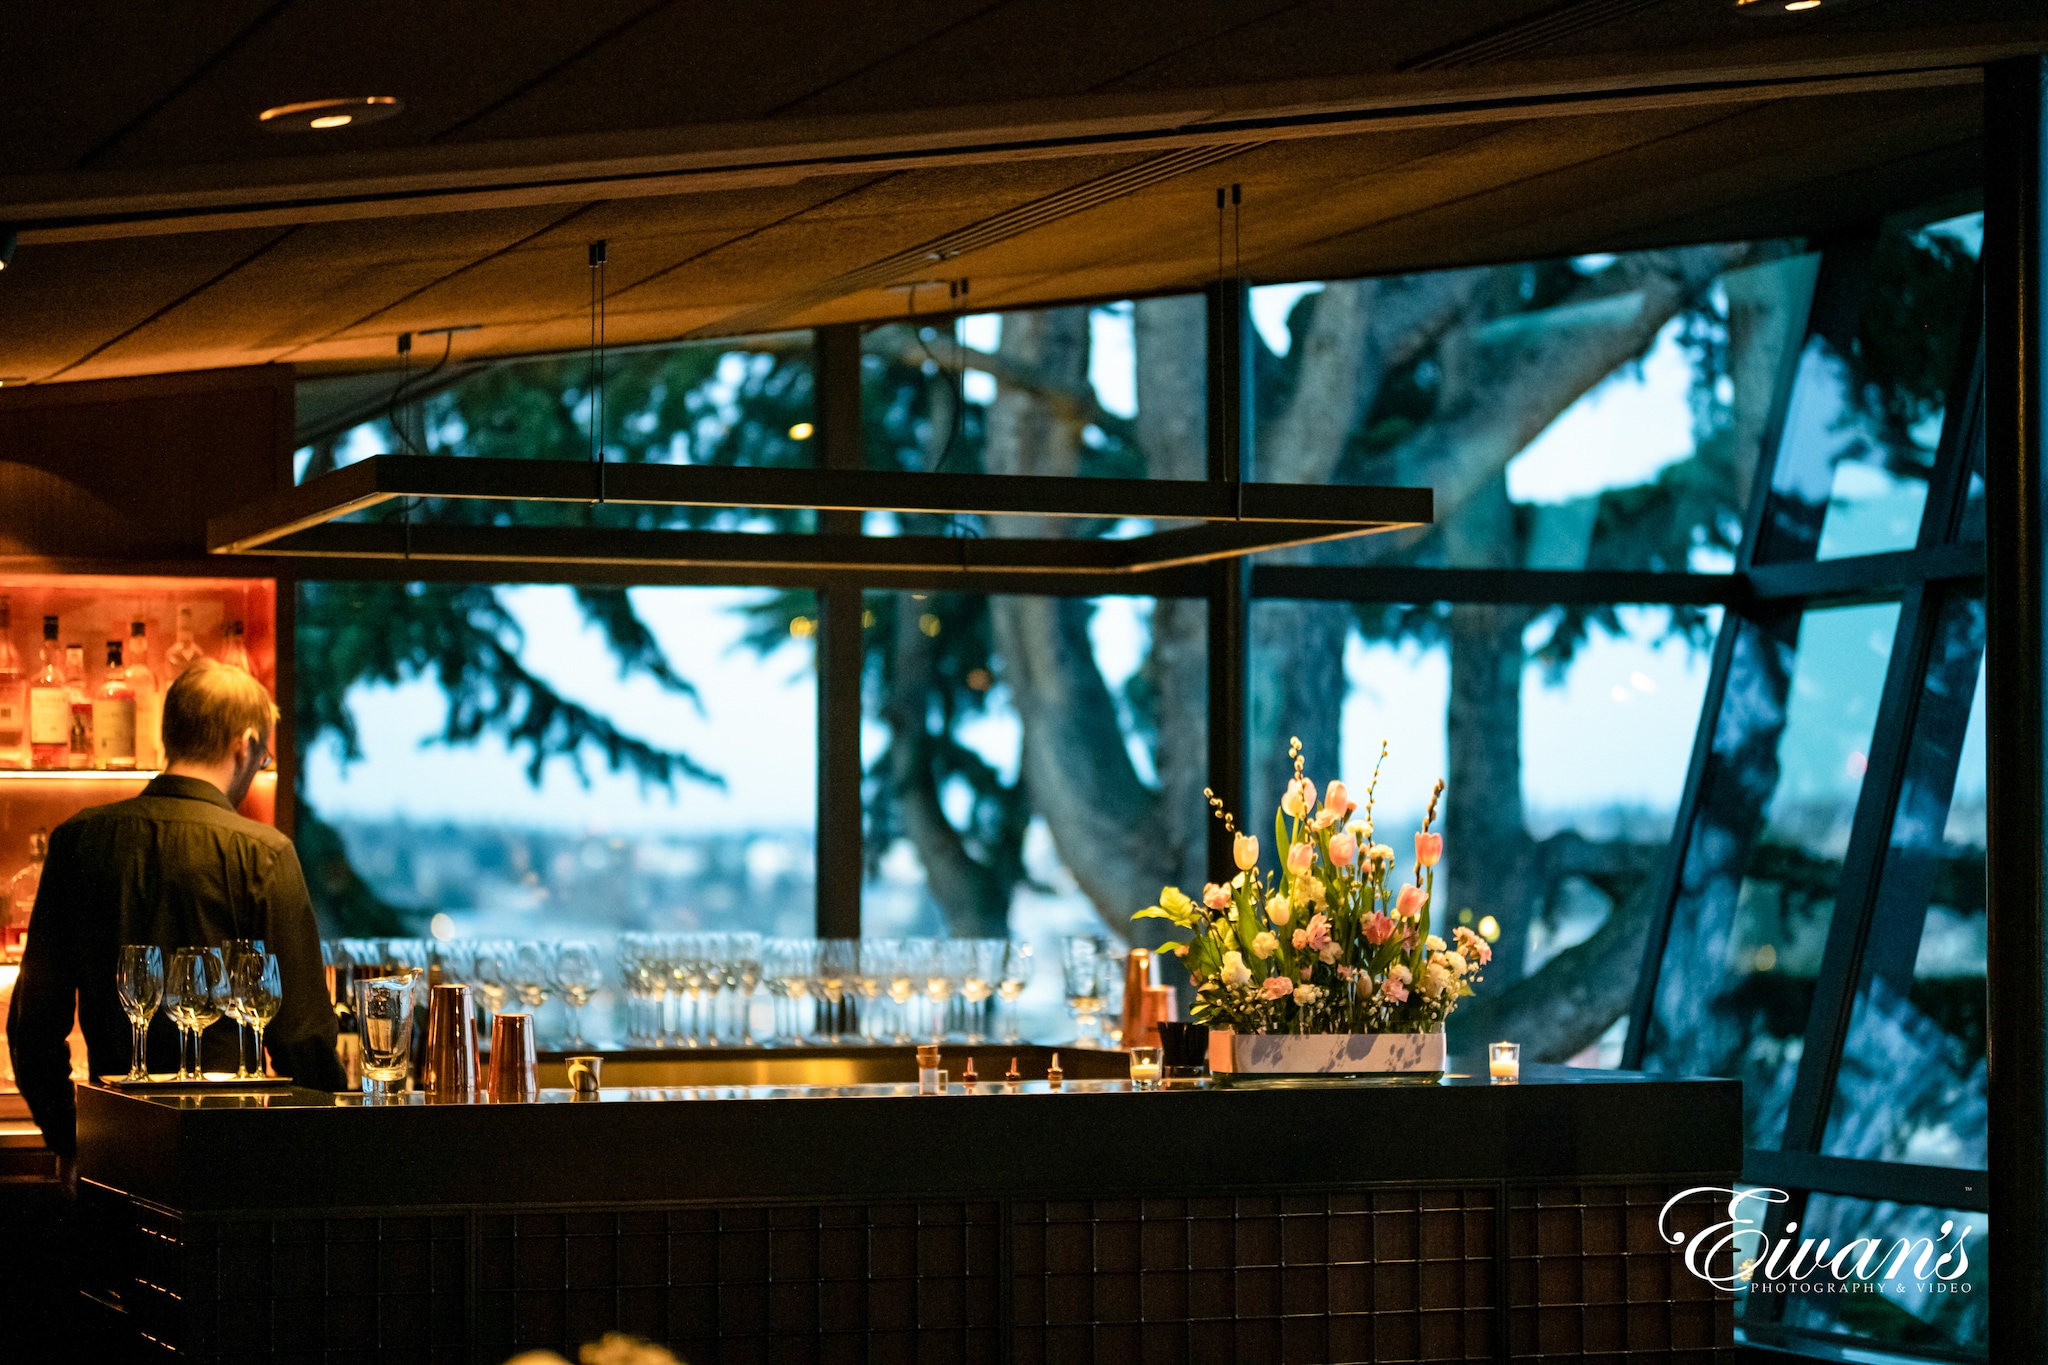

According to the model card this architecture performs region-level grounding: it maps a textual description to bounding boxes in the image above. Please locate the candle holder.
[1489,1041,1520,1085]
[1128,1046,1162,1089]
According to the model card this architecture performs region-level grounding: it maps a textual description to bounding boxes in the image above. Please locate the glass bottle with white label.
[126,620,161,770]
[164,607,204,676]
[0,597,24,768]
[63,643,91,770]
[27,618,68,771]
[93,640,136,771]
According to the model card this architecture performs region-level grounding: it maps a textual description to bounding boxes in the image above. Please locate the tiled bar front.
[73,1068,1738,1364]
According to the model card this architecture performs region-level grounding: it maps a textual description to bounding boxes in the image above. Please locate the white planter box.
[1208,1029,1446,1081]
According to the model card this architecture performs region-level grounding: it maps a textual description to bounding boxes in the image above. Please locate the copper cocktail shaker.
[423,983,479,1100]
[489,1012,538,1102]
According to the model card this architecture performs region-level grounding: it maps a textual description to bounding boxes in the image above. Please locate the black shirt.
[5,775,345,1157]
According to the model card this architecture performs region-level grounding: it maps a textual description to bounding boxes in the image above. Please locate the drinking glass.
[1061,936,1109,1045]
[234,953,283,1077]
[617,935,661,1044]
[116,945,163,1081]
[997,940,1034,1043]
[915,938,954,1042]
[814,938,858,1043]
[882,940,918,1044]
[961,939,1005,1043]
[470,940,512,1031]
[164,947,226,1080]
[222,938,266,1078]
[853,942,885,1043]
[730,933,763,1045]
[354,972,423,1096]
[554,941,604,1048]
[512,941,555,1011]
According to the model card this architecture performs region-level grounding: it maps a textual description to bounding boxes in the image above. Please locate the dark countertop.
[77,1065,1742,1216]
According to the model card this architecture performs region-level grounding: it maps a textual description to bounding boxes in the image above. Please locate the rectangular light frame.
[208,455,1432,575]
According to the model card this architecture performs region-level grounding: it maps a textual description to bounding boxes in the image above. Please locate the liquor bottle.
[164,607,204,675]
[93,641,136,771]
[127,621,162,770]
[27,618,68,770]
[3,829,46,962]
[221,619,251,673]
[63,643,91,770]
[0,596,24,768]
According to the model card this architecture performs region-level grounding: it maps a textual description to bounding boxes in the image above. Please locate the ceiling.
[0,0,2037,389]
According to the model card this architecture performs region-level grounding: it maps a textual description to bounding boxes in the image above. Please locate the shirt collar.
[141,774,240,813]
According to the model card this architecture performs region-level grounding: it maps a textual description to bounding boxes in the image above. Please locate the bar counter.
[75,1064,1740,1364]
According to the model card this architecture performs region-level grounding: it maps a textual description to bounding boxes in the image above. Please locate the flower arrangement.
[1136,737,1490,1036]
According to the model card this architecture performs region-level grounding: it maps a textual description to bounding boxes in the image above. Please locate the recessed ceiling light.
[257,96,403,133]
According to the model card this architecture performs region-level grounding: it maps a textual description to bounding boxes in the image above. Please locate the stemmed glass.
[882,941,917,1044]
[916,938,955,1042]
[961,939,1005,1043]
[233,953,282,1078]
[164,947,226,1080]
[813,939,858,1043]
[554,941,604,1048]
[997,940,1034,1043]
[116,946,163,1081]
[512,941,555,1041]
[730,933,763,1045]
[470,940,512,1034]
[1061,936,1109,1046]
[222,938,266,1078]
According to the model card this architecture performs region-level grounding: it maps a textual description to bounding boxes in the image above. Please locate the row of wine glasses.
[618,933,764,1047]
[115,942,281,1081]
[326,938,607,1046]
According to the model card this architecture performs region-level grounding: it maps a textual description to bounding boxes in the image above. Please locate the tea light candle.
[1128,1046,1163,1089]
[1489,1041,1520,1084]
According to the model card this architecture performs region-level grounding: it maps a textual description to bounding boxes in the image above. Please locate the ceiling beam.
[2,52,2006,246]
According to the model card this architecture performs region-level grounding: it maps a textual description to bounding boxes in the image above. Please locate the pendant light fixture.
[215,237,1432,581]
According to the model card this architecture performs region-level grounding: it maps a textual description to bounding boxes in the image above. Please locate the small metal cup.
[424,983,479,1100]
[565,1054,603,1097]
[488,1013,538,1103]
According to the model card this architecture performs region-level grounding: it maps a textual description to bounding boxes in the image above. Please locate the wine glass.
[916,938,955,1042]
[164,947,226,1080]
[223,938,266,1078]
[116,945,163,1081]
[234,953,283,1077]
[813,939,857,1043]
[1061,936,1108,1046]
[961,939,1005,1043]
[730,932,763,1046]
[511,942,555,1040]
[997,940,1034,1043]
[853,941,885,1043]
[470,940,512,1032]
[882,940,918,1044]
[554,941,604,1048]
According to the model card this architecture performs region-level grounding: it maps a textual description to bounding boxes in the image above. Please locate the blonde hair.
[161,659,278,766]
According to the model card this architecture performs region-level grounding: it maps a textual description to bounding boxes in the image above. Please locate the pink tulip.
[1233,833,1260,871]
[1415,831,1444,867]
[1286,842,1314,877]
[1203,882,1232,910]
[1395,883,1425,918]
[1328,831,1357,866]
[1260,975,1293,1000]
[1291,928,1308,950]
[1324,780,1351,815]
[1363,912,1394,946]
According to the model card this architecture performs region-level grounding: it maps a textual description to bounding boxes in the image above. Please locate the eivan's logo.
[1660,1187,1973,1295]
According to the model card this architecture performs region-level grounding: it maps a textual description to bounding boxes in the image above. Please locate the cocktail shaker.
[423,983,479,1100]
[1119,949,1169,1047]
[489,1012,537,1102]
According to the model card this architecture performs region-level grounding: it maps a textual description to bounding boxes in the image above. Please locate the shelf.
[0,769,162,780]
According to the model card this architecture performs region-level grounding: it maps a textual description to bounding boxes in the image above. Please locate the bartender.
[6,658,345,1181]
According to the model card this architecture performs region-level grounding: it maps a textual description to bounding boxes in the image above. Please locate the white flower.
[1445,950,1468,976]
[1266,896,1291,927]
[1318,943,1342,965]
[1221,951,1252,990]
[1425,935,1446,952]
[1293,983,1322,1007]
[1424,958,1456,998]
[1387,962,1413,986]
[1251,931,1279,960]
